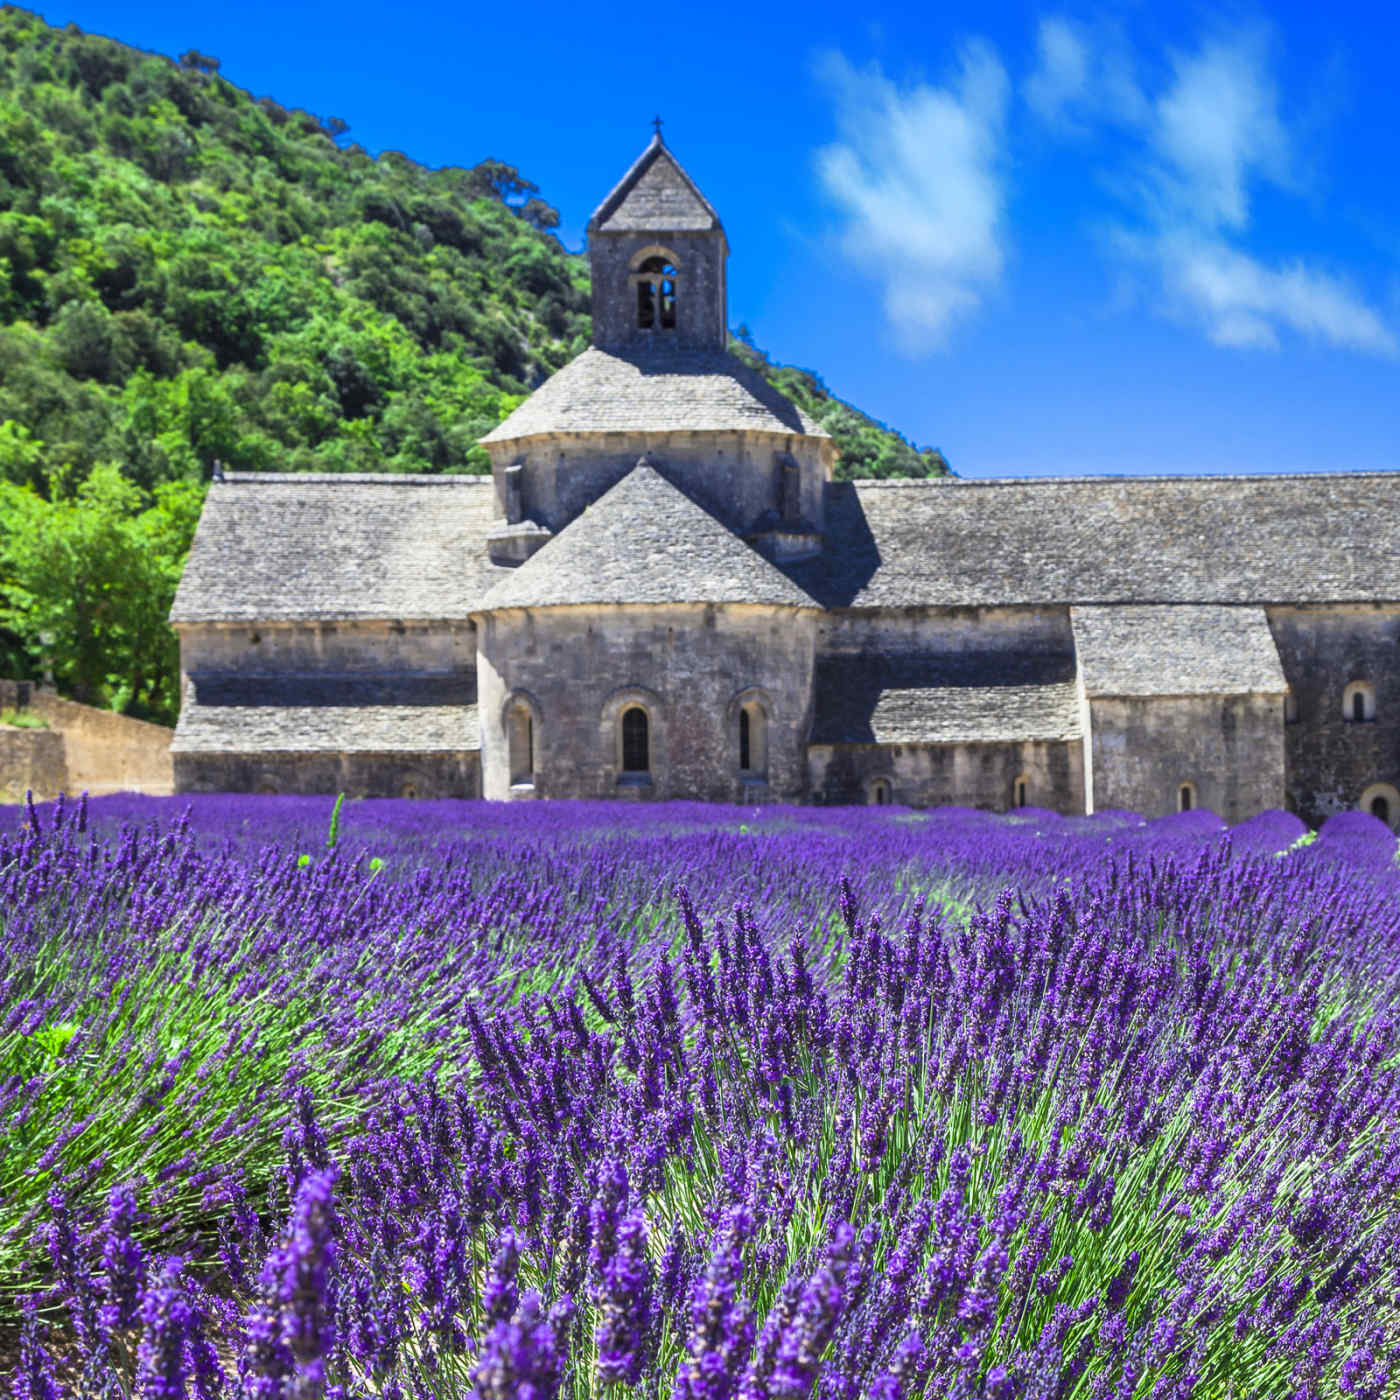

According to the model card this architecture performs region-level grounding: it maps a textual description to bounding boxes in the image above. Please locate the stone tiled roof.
[1072,606,1286,696]
[480,346,825,443]
[808,473,1400,608]
[589,135,722,233]
[811,654,1082,744]
[477,465,819,611]
[170,474,508,623]
[173,704,480,754]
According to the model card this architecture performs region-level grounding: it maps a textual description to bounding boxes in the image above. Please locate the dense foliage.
[3,794,1399,1397]
[0,8,948,719]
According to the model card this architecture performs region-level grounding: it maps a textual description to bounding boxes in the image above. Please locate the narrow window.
[1344,682,1375,722]
[1284,693,1298,724]
[1371,795,1390,825]
[621,706,649,773]
[739,708,751,770]
[1178,783,1194,812]
[508,704,535,786]
[869,778,891,806]
[1014,777,1028,808]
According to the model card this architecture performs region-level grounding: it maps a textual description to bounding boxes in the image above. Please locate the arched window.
[868,778,892,806]
[401,781,419,800]
[508,703,535,787]
[1013,776,1029,808]
[1343,681,1376,723]
[1359,783,1400,830]
[621,706,650,774]
[632,252,678,331]
[738,702,767,778]
[1178,782,1195,812]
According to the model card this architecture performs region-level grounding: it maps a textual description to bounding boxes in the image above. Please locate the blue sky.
[46,2,1400,477]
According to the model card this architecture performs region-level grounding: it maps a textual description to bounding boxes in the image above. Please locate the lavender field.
[3,794,1399,1399]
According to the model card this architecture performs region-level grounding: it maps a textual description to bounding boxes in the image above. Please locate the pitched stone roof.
[588,135,722,234]
[173,704,480,754]
[170,474,508,623]
[480,346,825,444]
[1072,606,1286,696]
[476,465,819,611]
[811,654,1081,744]
[809,473,1400,609]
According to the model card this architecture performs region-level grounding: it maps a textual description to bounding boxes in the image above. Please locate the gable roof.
[805,473,1400,609]
[1071,606,1286,696]
[588,135,722,234]
[475,465,819,611]
[170,474,509,623]
[811,653,1081,745]
[480,345,826,444]
[173,703,479,754]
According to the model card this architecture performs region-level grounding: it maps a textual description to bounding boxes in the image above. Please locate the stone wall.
[485,428,831,541]
[0,725,68,804]
[1087,694,1283,822]
[818,605,1077,658]
[1267,605,1400,825]
[476,602,816,801]
[808,738,1085,811]
[179,620,477,692]
[0,680,173,800]
[589,229,727,352]
[174,750,479,798]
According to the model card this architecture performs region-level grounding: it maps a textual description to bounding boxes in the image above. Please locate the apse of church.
[168,132,1400,828]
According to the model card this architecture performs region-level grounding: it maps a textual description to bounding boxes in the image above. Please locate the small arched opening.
[738,701,767,779]
[507,703,535,787]
[621,705,650,776]
[401,781,419,800]
[868,777,893,806]
[631,250,679,331]
[1359,783,1400,830]
[1343,681,1376,723]
[1178,782,1196,813]
[1013,775,1029,809]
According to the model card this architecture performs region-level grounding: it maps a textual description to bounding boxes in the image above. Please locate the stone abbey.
[171,134,1400,826]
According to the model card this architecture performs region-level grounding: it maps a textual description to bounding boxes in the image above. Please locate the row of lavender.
[3,794,1399,1398]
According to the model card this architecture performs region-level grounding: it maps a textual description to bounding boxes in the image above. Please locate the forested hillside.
[0,7,949,723]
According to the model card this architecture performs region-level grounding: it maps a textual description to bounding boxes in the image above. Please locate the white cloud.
[814,46,1010,350]
[1026,16,1146,130]
[1029,18,1394,356]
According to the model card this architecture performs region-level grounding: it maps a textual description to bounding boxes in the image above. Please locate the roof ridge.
[221,472,492,486]
[851,470,1400,487]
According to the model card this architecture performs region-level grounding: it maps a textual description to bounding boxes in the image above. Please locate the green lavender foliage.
[0,8,948,720]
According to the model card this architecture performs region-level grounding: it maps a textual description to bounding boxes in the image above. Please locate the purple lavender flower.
[470,1290,572,1400]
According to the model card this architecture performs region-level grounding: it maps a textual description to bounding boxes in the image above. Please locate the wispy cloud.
[813,46,1009,351]
[1029,18,1395,355]
[1025,16,1146,131]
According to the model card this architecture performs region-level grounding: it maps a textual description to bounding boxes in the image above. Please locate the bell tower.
[586,126,728,353]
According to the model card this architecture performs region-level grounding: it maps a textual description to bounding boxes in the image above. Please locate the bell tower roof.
[587,132,724,236]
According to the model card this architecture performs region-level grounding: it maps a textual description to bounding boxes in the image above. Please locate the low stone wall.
[808,738,1085,812]
[0,681,174,799]
[0,725,68,804]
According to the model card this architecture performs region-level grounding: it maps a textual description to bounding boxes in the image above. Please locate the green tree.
[0,463,196,717]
